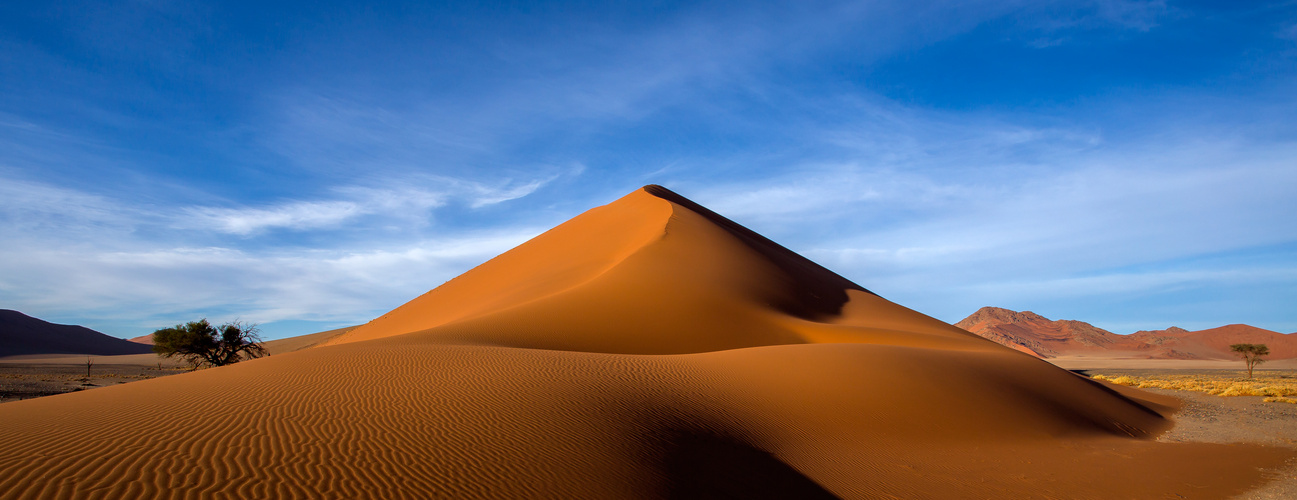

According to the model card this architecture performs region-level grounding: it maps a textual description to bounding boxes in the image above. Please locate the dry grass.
[1093,372,1297,401]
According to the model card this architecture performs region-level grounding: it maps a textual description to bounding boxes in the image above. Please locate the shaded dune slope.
[0,309,153,357]
[0,186,1290,499]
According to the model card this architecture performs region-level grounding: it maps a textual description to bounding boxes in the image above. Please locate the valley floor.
[1070,368,1297,499]
[0,360,186,403]
[6,357,1297,498]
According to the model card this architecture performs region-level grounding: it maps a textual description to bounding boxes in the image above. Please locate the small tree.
[152,319,267,368]
[1230,343,1269,379]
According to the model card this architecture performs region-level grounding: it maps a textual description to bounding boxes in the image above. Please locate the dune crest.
[327,186,674,347]
[330,185,992,354]
[0,186,1291,499]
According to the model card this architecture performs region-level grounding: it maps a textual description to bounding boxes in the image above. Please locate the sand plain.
[0,327,357,403]
[0,186,1291,498]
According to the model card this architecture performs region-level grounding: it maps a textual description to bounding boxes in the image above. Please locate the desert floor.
[0,327,352,403]
[1150,386,1297,500]
[3,355,1296,497]
[1064,366,1297,499]
[0,355,185,403]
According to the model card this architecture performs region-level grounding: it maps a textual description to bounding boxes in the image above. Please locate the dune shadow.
[1071,371,1168,421]
[659,430,839,500]
[643,184,869,321]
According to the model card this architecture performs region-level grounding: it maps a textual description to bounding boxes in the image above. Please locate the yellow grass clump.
[1093,373,1297,402]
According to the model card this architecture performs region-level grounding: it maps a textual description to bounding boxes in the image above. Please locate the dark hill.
[0,310,154,357]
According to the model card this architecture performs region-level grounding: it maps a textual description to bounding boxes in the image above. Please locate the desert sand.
[0,326,358,402]
[0,185,1291,498]
[1051,357,1297,370]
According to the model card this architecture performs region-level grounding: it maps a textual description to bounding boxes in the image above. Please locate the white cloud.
[466,178,552,208]
[175,174,559,235]
[4,0,1295,336]
[0,176,139,232]
[960,267,1297,300]
[808,154,1296,278]
[0,227,541,333]
[185,201,365,235]
[664,89,1297,333]
[0,171,560,336]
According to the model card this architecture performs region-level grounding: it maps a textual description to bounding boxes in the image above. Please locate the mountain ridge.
[955,306,1294,360]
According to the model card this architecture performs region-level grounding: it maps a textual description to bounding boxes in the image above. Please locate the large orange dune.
[0,186,1290,498]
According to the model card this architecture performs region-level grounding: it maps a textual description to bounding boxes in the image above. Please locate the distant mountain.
[0,310,155,357]
[954,307,1295,360]
[1128,324,1297,360]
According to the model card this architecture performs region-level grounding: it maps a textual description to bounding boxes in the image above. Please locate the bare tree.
[1230,343,1270,379]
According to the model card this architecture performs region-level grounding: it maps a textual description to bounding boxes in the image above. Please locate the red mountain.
[954,307,1144,357]
[1129,324,1297,360]
[955,307,1295,360]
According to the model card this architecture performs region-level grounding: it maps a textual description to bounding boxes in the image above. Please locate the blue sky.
[2,0,1295,340]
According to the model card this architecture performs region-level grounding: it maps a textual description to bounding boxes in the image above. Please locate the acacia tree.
[152,319,267,368]
[1230,343,1269,379]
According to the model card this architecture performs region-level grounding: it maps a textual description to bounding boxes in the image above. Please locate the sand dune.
[0,186,1291,498]
[127,333,152,344]
[0,309,154,358]
[327,185,987,355]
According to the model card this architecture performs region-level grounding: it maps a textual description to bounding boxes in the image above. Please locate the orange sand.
[0,186,1290,498]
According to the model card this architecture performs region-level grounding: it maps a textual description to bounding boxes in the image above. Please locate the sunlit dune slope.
[0,185,1290,499]
[329,185,993,354]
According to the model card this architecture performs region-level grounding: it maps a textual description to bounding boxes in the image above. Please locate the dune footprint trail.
[0,185,1291,499]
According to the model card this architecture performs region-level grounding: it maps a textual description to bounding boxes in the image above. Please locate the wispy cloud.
[0,175,147,239]
[3,0,1295,336]
[0,228,539,328]
[465,177,553,208]
[1015,0,1173,47]
[664,83,1297,331]
[178,174,560,235]
[0,170,561,335]
[185,201,365,235]
[960,267,1297,301]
